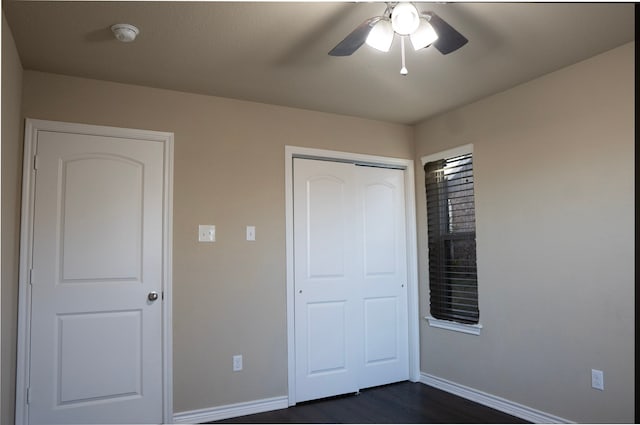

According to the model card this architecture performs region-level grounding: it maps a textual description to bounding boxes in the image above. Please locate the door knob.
[148,291,159,302]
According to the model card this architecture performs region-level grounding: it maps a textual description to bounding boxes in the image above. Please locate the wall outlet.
[591,369,604,390]
[233,355,243,372]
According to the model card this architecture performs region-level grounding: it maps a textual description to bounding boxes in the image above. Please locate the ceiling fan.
[328,2,468,75]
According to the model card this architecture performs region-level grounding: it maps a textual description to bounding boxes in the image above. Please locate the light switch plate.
[198,225,215,242]
[246,226,256,241]
[591,369,604,390]
[233,355,243,371]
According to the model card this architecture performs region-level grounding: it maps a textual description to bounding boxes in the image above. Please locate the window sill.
[425,316,482,335]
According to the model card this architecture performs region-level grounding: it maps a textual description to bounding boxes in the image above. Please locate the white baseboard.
[173,377,571,424]
[173,395,288,424]
[420,373,573,424]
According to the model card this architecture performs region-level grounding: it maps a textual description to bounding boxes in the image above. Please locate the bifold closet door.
[293,158,408,403]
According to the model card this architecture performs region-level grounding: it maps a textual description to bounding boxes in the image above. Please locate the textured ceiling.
[3,1,635,124]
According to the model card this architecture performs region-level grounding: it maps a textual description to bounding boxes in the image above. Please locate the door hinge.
[29,268,34,285]
[26,387,31,404]
[162,291,165,300]
[33,155,40,171]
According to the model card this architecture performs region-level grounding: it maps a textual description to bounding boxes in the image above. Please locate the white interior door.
[357,165,408,389]
[293,159,361,402]
[27,129,167,424]
[293,158,408,403]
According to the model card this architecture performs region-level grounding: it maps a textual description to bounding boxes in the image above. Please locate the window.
[423,145,479,328]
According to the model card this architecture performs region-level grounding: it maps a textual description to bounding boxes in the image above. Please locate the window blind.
[424,152,479,324]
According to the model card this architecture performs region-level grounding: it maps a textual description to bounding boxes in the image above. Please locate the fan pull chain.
[400,36,408,76]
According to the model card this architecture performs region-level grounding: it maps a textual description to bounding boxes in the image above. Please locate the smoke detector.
[111,24,139,42]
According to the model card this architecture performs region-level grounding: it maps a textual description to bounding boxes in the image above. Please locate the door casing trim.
[284,145,420,406]
[15,118,174,424]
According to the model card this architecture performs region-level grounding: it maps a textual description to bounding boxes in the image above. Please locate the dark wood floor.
[210,381,530,424]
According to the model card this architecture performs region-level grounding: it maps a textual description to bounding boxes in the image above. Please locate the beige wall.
[1,12,24,425]
[17,70,414,414]
[414,42,634,423]
[2,17,633,423]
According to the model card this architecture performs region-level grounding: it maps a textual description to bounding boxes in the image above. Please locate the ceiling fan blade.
[424,11,468,55]
[328,16,382,56]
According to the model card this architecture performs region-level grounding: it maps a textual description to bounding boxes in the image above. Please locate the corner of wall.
[2,9,25,425]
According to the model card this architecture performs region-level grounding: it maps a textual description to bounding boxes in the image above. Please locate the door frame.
[15,119,174,424]
[284,146,420,406]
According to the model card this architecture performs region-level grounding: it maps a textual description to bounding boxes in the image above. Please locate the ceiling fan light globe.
[410,19,438,50]
[391,3,420,35]
[365,19,394,52]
